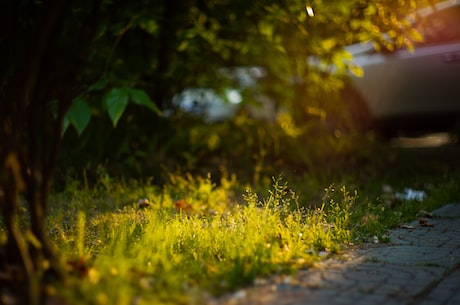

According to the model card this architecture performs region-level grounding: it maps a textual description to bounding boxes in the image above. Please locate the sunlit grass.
[46,175,360,304]
[34,144,460,305]
[2,158,459,305]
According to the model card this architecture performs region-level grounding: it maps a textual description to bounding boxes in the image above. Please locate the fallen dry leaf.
[66,256,90,278]
[419,218,434,227]
[174,199,194,212]
[138,198,150,208]
[400,224,415,229]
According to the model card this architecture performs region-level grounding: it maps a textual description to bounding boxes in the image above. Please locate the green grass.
[43,164,460,304]
[43,175,361,304]
[3,137,460,305]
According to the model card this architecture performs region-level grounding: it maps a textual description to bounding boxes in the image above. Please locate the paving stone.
[418,267,460,305]
[432,203,460,218]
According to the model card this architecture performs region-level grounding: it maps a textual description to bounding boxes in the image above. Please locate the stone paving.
[212,203,460,305]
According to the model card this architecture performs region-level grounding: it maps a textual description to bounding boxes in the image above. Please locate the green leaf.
[62,116,70,137]
[129,89,161,115]
[104,88,129,126]
[364,4,377,16]
[258,21,274,40]
[88,78,109,91]
[348,64,364,78]
[177,40,189,51]
[321,38,337,52]
[94,21,109,40]
[67,98,92,135]
[407,28,424,43]
[138,18,158,35]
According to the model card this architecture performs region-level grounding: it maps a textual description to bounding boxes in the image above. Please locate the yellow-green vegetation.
[3,151,460,305]
[46,175,359,304]
[3,134,459,305]
[43,166,460,304]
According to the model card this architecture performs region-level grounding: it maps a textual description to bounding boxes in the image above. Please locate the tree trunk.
[0,1,69,303]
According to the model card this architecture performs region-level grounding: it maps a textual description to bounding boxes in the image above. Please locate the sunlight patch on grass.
[48,175,358,304]
[43,169,460,304]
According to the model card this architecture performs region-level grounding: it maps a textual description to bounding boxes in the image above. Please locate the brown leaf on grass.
[174,199,194,212]
[419,218,434,227]
[66,257,100,283]
[66,256,90,278]
[138,198,150,209]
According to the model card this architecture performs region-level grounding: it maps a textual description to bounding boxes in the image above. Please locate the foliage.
[65,86,160,134]
[57,107,380,192]
[55,0,440,181]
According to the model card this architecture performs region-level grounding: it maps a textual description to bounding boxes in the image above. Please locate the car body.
[346,0,460,134]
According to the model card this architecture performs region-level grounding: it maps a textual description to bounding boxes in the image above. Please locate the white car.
[346,0,460,134]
